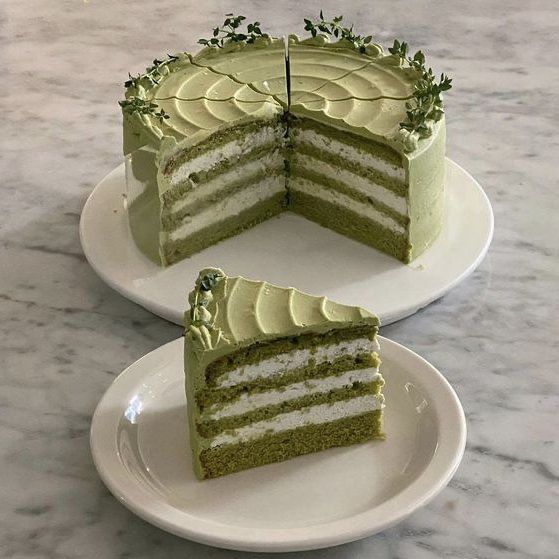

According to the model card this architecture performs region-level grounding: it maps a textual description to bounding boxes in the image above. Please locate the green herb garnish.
[388,39,452,138]
[119,97,169,123]
[303,11,373,53]
[199,271,222,292]
[190,271,223,326]
[187,270,228,349]
[124,54,180,89]
[198,14,268,48]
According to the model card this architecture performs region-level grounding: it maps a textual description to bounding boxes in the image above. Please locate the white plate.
[90,336,466,552]
[80,158,493,326]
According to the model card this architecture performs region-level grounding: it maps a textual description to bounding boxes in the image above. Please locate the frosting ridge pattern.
[122,35,440,155]
[185,268,379,368]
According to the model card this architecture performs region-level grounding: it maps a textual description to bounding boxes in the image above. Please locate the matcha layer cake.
[121,15,451,265]
[184,267,384,479]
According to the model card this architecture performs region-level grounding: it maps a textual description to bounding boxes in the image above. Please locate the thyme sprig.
[188,270,228,350]
[388,39,452,138]
[121,53,180,122]
[199,271,222,292]
[119,97,170,123]
[198,14,268,48]
[124,54,180,89]
[303,11,373,53]
[190,270,225,324]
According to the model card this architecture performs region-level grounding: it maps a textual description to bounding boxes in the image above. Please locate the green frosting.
[289,36,413,145]
[184,267,379,383]
[192,37,288,104]
[287,35,445,161]
[122,34,444,156]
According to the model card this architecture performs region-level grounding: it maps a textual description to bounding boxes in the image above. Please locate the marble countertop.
[2,0,558,557]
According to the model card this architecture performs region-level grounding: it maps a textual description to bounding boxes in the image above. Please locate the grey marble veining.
[1,0,558,557]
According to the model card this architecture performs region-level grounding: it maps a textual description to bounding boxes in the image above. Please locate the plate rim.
[90,336,466,552]
[79,158,494,327]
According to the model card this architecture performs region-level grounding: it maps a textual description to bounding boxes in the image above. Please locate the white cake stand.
[80,158,493,326]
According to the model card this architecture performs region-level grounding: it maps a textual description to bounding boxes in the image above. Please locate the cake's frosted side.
[125,146,161,263]
[405,121,446,260]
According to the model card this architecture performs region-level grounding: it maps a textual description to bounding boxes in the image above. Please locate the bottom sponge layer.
[197,410,383,479]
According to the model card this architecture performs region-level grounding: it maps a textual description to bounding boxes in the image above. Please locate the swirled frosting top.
[123,37,285,150]
[184,268,378,369]
[288,35,420,151]
[123,35,439,156]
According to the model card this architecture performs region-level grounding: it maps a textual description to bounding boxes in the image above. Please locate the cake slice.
[184,267,384,479]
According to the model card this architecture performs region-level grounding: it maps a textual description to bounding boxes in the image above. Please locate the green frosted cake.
[184,267,384,479]
[122,14,451,265]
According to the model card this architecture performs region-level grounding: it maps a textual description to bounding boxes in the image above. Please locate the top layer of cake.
[122,35,444,160]
[184,268,379,383]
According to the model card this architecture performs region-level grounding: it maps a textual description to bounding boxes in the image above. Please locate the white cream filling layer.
[170,151,284,215]
[169,125,282,186]
[209,393,384,447]
[206,367,381,420]
[168,177,285,241]
[291,177,406,234]
[292,153,407,216]
[217,337,378,388]
[294,128,406,182]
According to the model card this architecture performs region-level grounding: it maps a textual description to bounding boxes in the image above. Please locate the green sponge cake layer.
[184,268,385,479]
[199,410,383,479]
[291,187,410,262]
[205,324,376,382]
[162,192,285,264]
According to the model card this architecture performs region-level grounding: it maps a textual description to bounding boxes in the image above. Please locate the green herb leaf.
[199,13,267,48]
[124,53,181,91]
[302,11,374,54]
[388,39,453,139]
[119,96,169,123]
[199,272,222,292]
